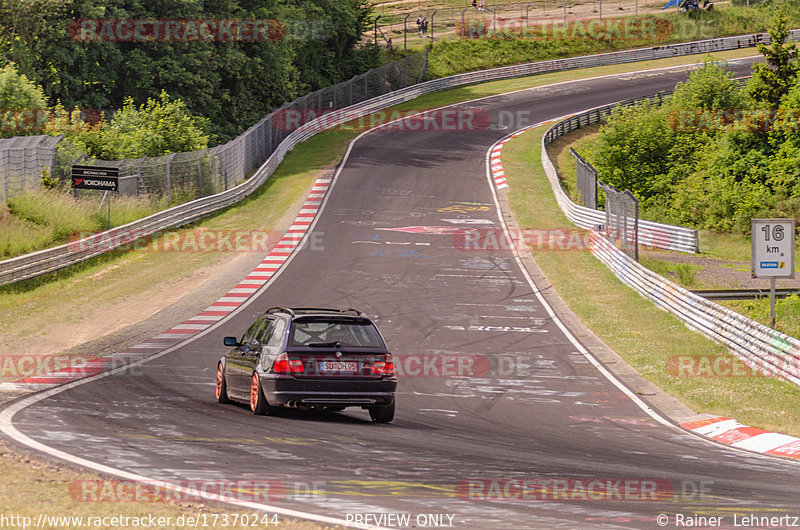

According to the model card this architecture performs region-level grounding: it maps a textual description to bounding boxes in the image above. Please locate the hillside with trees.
[588,12,800,233]
[0,0,378,144]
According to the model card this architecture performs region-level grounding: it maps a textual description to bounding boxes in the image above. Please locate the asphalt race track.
[5,58,800,529]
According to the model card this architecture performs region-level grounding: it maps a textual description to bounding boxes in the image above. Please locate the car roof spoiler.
[265,307,366,317]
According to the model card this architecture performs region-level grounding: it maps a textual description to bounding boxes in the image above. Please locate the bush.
[0,62,47,138]
[45,91,210,160]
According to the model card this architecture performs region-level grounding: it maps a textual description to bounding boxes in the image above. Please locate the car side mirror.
[223,336,238,347]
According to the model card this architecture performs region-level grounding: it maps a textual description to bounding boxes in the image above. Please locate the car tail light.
[371,354,395,376]
[273,353,304,374]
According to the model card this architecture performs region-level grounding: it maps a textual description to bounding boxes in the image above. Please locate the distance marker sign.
[71,165,119,191]
[751,218,795,278]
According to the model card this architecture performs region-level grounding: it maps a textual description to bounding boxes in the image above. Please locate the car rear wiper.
[307,341,342,348]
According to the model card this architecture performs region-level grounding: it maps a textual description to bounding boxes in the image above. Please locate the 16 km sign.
[751,218,795,278]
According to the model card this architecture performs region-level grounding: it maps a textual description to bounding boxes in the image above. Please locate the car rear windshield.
[289,318,385,349]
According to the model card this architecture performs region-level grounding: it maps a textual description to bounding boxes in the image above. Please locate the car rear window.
[289,318,385,348]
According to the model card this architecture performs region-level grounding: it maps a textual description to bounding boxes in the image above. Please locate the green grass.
[0,439,330,530]
[1,190,172,258]
[426,5,798,77]
[724,295,800,339]
[502,123,800,437]
[553,125,800,338]
[640,256,700,287]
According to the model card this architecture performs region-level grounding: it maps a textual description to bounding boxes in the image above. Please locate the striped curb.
[488,122,559,191]
[491,122,800,465]
[489,140,509,190]
[682,417,800,460]
[0,178,332,390]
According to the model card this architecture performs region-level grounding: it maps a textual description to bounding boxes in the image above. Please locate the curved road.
[5,58,800,529]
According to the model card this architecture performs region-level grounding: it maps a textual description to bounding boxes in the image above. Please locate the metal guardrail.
[540,108,800,386]
[692,288,800,301]
[542,92,700,254]
[590,234,800,385]
[0,30,785,286]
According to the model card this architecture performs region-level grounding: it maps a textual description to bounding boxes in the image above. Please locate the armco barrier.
[540,109,800,387]
[590,232,800,386]
[541,93,700,253]
[0,30,788,286]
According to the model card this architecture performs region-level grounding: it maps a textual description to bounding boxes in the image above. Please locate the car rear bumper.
[262,377,396,408]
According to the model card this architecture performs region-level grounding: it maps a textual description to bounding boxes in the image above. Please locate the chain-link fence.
[0,135,61,203]
[44,50,429,202]
[599,181,639,261]
[373,0,659,51]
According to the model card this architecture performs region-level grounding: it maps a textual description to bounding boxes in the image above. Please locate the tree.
[0,62,48,138]
[589,102,678,207]
[0,0,378,143]
[748,10,799,109]
[669,56,745,111]
[45,91,210,160]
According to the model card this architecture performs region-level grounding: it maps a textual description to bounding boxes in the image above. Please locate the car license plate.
[319,361,357,372]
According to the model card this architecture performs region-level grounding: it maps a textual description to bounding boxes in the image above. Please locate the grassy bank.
[427,4,800,76]
[0,442,327,530]
[552,126,800,339]
[507,124,800,436]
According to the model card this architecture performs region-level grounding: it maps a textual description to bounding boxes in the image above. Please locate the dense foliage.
[588,12,800,233]
[0,0,378,143]
[428,0,800,78]
[45,92,210,159]
[0,63,47,138]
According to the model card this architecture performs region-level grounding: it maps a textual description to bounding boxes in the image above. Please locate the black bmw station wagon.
[216,307,397,423]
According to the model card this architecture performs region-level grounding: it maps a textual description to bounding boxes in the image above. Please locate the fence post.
[197,151,203,192]
[2,150,7,203]
[165,153,176,202]
[404,14,410,51]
